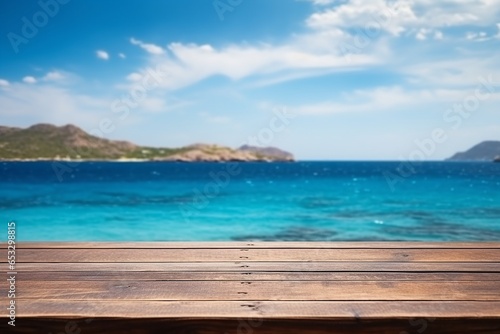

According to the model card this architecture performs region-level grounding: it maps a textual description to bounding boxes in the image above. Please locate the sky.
[0,0,499,160]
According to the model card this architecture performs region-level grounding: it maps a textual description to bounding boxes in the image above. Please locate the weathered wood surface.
[16,248,500,262]
[1,242,500,333]
[14,241,500,248]
[9,280,500,301]
[13,261,500,271]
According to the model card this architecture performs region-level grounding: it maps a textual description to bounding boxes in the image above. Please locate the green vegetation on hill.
[0,124,136,159]
[0,123,294,162]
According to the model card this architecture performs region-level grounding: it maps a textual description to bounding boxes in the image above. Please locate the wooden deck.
[2,242,500,333]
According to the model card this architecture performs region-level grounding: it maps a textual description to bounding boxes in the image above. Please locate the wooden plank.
[14,261,500,272]
[3,318,500,334]
[14,300,500,318]
[15,248,500,262]
[14,271,500,281]
[7,241,500,249]
[3,242,500,333]
[6,280,500,301]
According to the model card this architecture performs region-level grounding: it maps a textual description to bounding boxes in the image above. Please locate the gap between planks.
[7,242,500,249]
[14,300,500,318]
[13,272,500,281]
[13,262,500,272]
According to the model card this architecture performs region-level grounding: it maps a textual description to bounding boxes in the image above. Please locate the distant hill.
[447,141,500,161]
[0,123,294,162]
[239,145,294,161]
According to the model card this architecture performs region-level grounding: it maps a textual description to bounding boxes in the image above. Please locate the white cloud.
[434,30,443,40]
[306,0,500,39]
[126,40,378,94]
[139,95,191,113]
[19,72,69,85]
[126,72,143,82]
[139,97,165,113]
[293,86,435,115]
[119,53,126,59]
[303,0,336,5]
[22,76,37,84]
[43,71,65,81]
[403,57,500,89]
[416,28,430,40]
[0,79,9,87]
[121,1,500,96]
[466,31,477,40]
[465,28,498,41]
[0,81,110,127]
[96,50,109,60]
[130,38,165,55]
[307,0,417,36]
[292,78,500,117]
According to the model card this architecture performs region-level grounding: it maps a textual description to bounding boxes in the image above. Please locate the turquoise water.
[1,161,499,241]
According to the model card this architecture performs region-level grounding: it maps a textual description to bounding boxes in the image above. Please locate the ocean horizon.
[2,160,499,242]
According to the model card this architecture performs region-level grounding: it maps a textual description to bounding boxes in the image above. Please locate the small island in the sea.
[446,140,500,162]
[0,123,294,162]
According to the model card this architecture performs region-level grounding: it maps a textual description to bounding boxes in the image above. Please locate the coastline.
[0,158,296,163]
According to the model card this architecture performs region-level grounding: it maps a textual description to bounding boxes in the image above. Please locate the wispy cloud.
[1,0,500,159]
[0,80,109,127]
[127,39,377,94]
[130,37,165,55]
[96,50,109,60]
[22,76,37,84]
[306,0,500,39]
[301,0,336,5]
[292,86,433,115]
[43,71,65,82]
[123,2,499,95]
[292,83,500,116]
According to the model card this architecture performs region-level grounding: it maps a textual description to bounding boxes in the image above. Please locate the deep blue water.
[1,161,499,241]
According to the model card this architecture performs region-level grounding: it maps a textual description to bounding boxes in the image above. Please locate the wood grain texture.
[6,241,500,249]
[14,261,500,272]
[2,242,500,334]
[13,300,500,318]
[15,248,500,262]
[6,280,500,301]
[14,271,500,281]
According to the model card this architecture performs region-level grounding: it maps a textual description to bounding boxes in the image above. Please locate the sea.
[1,161,499,242]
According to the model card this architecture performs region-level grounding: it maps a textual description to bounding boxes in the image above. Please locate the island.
[0,123,294,162]
[446,141,500,161]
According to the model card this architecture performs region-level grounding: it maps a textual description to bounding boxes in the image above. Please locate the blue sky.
[0,0,499,160]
